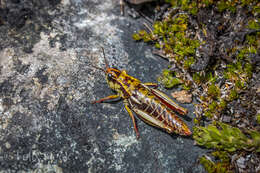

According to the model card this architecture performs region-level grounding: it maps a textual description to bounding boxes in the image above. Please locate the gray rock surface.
[0,0,206,172]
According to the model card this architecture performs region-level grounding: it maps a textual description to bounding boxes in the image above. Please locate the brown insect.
[92,48,192,138]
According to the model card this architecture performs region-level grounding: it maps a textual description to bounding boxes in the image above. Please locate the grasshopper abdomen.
[127,84,192,136]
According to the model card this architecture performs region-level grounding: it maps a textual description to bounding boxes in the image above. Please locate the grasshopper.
[92,48,192,138]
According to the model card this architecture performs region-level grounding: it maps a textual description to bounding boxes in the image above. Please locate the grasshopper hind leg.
[124,100,140,139]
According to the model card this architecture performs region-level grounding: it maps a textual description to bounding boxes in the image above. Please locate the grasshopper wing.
[151,88,188,115]
[141,84,188,115]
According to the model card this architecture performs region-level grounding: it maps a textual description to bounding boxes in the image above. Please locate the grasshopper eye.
[107,73,113,80]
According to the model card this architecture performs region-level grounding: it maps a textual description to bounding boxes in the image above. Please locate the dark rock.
[0,79,14,97]
[35,67,48,84]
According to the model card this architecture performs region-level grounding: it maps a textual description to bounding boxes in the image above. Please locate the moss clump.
[165,0,215,15]
[193,122,260,152]
[166,0,259,15]
[157,69,181,88]
[235,80,245,90]
[182,83,191,90]
[133,13,200,75]
[208,101,218,112]
[204,110,213,119]
[132,30,156,42]
[192,72,203,84]
[200,151,232,173]
[223,60,252,83]
[257,114,260,124]
[183,56,195,69]
[228,89,238,101]
[207,84,220,99]
[133,12,201,88]
[247,19,260,30]
[223,59,253,102]
[218,99,227,110]
[217,0,237,13]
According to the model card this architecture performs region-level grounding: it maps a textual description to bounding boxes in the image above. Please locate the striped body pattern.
[92,48,192,138]
[127,84,191,136]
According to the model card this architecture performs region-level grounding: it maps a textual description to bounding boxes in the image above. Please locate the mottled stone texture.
[0,0,206,172]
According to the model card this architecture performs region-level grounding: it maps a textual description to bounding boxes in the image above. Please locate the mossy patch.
[193,122,260,152]
[157,69,182,88]
[257,114,260,124]
[199,151,232,173]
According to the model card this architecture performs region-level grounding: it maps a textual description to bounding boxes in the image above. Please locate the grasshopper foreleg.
[92,95,119,104]
[124,101,140,139]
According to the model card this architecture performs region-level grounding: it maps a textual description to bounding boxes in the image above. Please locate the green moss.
[133,13,200,71]
[241,0,257,6]
[252,4,260,14]
[217,0,236,13]
[218,99,227,110]
[200,95,207,101]
[246,35,257,45]
[211,151,230,162]
[193,122,260,152]
[199,153,232,173]
[208,84,220,99]
[228,89,238,101]
[183,57,195,69]
[158,69,182,88]
[192,72,203,84]
[257,114,260,124]
[165,0,215,15]
[247,19,260,30]
[194,118,199,125]
[165,0,259,16]
[224,60,252,85]
[206,73,217,84]
[235,80,245,90]
[182,83,191,90]
[237,45,258,60]
[244,62,253,78]
[199,156,216,173]
[132,30,155,42]
[204,111,213,118]
[209,101,217,112]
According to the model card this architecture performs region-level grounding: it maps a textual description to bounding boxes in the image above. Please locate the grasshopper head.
[106,68,121,81]
[105,67,122,91]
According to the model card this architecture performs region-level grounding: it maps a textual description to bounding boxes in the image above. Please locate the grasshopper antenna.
[86,47,109,73]
[101,47,109,70]
[90,64,106,73]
